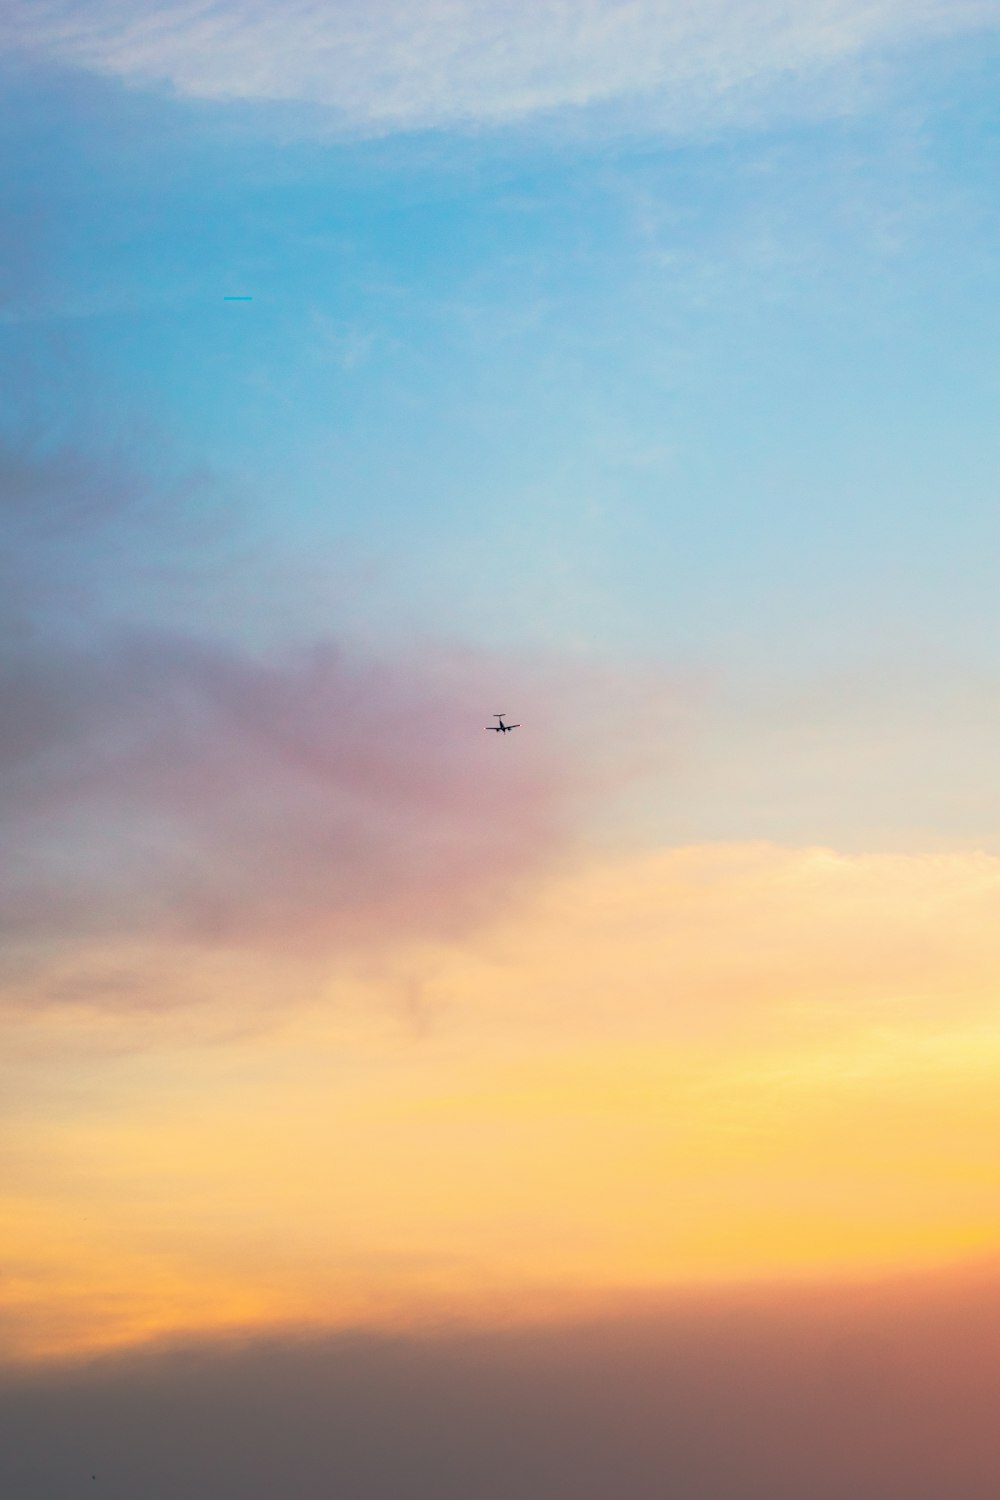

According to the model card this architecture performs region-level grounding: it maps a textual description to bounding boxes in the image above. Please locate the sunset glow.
[4,5,1000,1495]
[6,845,1000,1363]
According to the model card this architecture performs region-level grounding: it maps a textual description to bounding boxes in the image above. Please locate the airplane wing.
[508,723,520,729]
[484,725,502,731]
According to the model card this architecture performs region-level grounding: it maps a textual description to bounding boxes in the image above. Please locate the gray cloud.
[2,1268,998,1499]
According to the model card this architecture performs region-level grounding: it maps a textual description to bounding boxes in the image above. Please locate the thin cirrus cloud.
[4,0,1000,132]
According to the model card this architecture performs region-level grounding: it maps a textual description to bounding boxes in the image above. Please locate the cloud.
[4,0,999,134]
[2,1269,1000,1498]
[0,435,685,1004]
[4,837,1000,1363]
[0,627,577,955]
[408,841,1000,1042]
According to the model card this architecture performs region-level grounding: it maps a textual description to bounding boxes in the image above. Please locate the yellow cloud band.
[4,843,1000,1362]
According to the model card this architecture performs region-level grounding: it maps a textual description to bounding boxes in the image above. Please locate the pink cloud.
[2,627,581,954]
[0,441,687,999]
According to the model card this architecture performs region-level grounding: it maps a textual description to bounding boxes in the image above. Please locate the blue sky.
[5,30,1000,682]
[5,22,1000,860]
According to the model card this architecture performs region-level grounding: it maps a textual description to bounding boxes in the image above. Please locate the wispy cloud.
[4,1,999,133]
[0,434,685,1005]
[0,628,566,949]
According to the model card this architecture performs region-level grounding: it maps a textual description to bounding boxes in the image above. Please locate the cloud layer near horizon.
[4,1270,1000,1499]
[4,0,1000,131]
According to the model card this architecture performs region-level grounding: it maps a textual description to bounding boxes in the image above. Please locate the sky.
[3,2,1000,1495]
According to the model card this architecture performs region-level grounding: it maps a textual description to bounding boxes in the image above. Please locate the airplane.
[485,713,520,733]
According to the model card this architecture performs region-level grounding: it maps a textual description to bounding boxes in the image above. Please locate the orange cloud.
[3,842,1000,1362]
